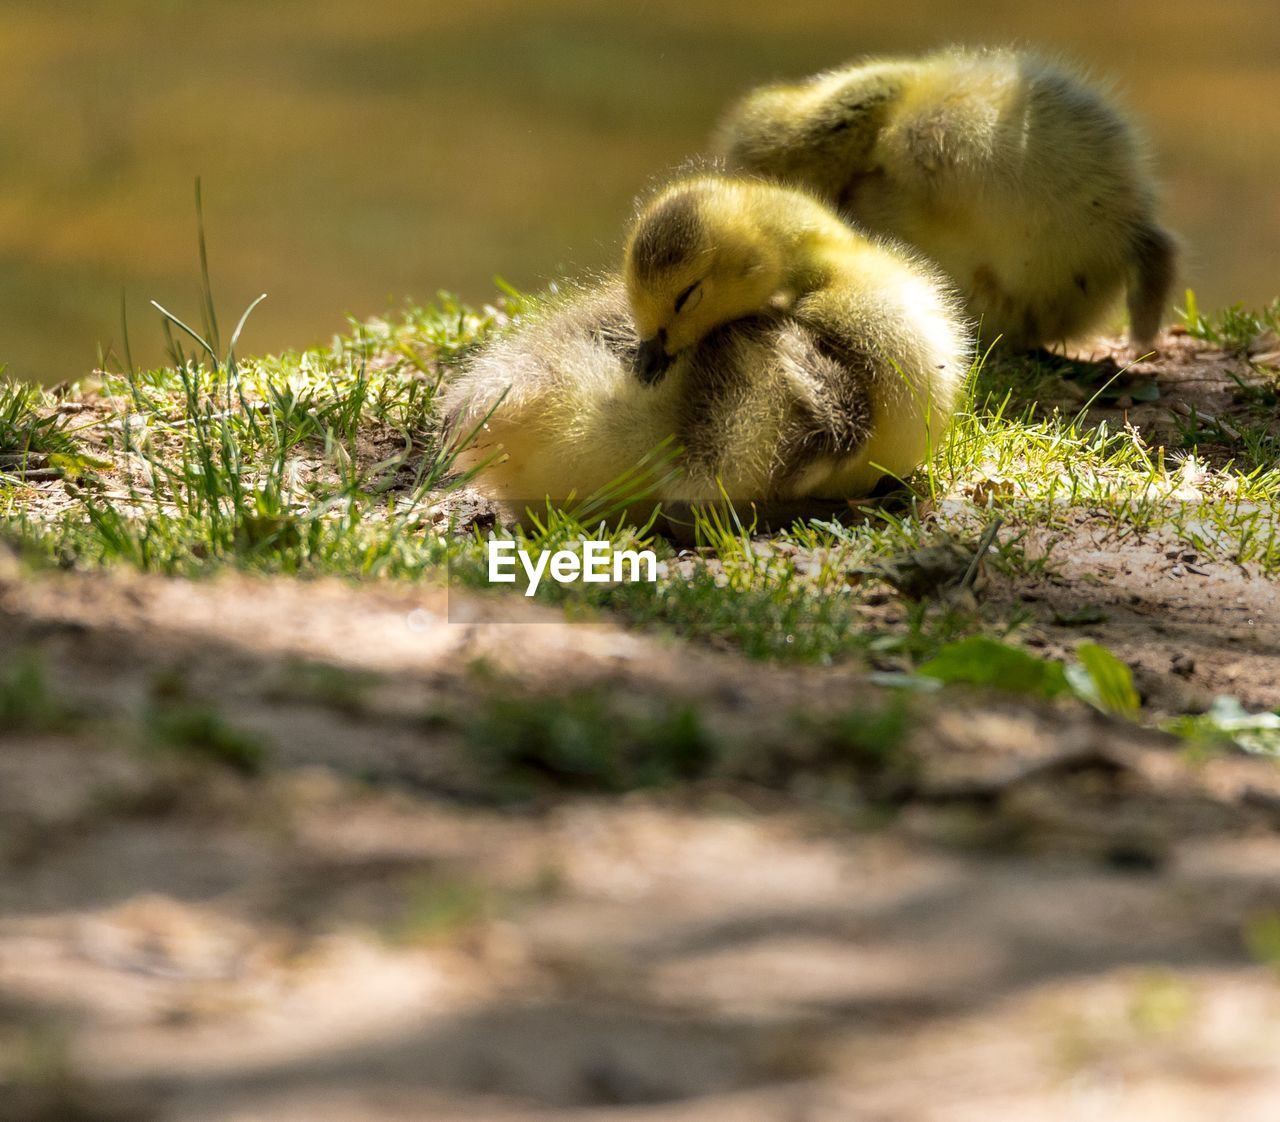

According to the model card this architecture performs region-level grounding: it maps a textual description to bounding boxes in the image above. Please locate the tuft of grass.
[0,381,106,485]
[0,382,79,459]
[4,182,492,578]
[14,327,475,577]
[453,674,927,802]
[1179,289,1280,354]
[797,698,917,798]
[147,702,267,775]
[263,660,385,715]
[601,565,868,662]
[462,686,715,795]
[0,650,75,733]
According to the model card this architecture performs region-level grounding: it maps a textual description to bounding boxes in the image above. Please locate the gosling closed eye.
[674,282,703,315]
[448,176,974,518]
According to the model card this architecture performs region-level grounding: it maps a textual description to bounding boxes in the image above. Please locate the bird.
[441,176,973,527]
[713,46,1178,351]
[440,280,688,526]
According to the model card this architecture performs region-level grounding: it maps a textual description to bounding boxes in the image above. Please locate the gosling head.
[623,179,787,383]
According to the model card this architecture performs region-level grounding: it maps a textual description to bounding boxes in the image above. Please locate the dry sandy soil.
[2,330,1280,1120]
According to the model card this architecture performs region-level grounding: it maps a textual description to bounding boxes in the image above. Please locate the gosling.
[714,47,1178,350]
[442,177,972,523]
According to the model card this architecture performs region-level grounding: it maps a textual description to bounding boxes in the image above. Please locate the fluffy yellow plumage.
[714,47,1178,350]
[442,177,973,525]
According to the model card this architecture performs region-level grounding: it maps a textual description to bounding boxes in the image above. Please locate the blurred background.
[2,0,1277,383]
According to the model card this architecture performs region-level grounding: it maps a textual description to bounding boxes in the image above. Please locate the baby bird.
[441,280,687,523]
[442,177,972,524]
[714,47,1178,350]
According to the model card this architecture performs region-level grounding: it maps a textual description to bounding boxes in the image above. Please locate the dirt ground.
[998,328,1280,717]
[2,330,1280,1120]
[3,565,1280,1119]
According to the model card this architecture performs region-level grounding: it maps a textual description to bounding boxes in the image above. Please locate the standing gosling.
[714,47,1178,350]
[442,177,971,521]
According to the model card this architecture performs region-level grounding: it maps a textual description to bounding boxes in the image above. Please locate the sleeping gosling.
[714,47,1178,350]
[442,176,972,523]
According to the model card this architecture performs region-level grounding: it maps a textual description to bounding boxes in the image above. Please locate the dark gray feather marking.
[591,311,639,358]
[815,85,894,139]
[631,192,702,281]
[674,319,876,497]
[675,320,764,482]
[796,333,874,456]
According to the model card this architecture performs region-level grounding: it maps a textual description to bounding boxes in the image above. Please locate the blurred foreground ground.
[3,545,1280,1120]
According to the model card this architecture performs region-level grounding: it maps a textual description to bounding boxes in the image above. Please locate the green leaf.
[1067,641,1140,718]
[47,451,110,479]
[917,636,1069,698]
[1166,696,1280,756]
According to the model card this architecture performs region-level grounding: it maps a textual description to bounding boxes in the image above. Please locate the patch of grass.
[259,660,378,711]
[462,686,715,795]
[13,329,473,576]
[7,187,487,577]
[1179,289,1280,355]
[454,675,925,801]
[795,698,917,799]
[0,381,106,485]
[602,565,867,662]
[977,349,1112,411]
[147,702,267,775]
[0,382,78,459]
[941,383,1280,573]
[6,269,1280,708]
[0,650,75,733]
[263,660,385,715]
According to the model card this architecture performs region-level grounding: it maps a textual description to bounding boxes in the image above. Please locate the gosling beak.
[635,334,673,384]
